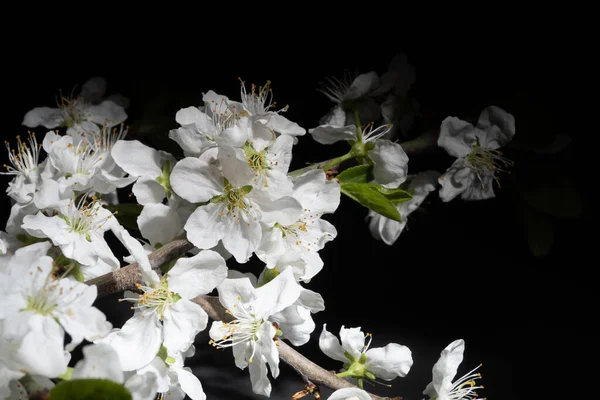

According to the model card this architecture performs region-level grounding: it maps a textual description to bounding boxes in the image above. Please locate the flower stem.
[336,370,354,378]
[321,152,355,172]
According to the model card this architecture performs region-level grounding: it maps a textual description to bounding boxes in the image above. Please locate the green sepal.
[57,367,73,381]
[258,267,280,287]
[275,329,283,337]
[165,356,176,365]
[48,379,131,400]
[241,185,253,194]
[172,293,182,303]
[16,234,48,246]
[156,159,173,198]
[341,183,402,222]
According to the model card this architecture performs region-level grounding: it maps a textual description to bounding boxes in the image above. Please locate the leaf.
[341,183,401,222]
[49,379,131,400]
[372,186,413,203]
[522,206,554,258]
[337,165,372,184]
[106,203,142,231]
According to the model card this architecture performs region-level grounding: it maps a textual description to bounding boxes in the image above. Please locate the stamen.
[1,132,40,177]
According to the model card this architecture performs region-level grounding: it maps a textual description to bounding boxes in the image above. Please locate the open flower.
[255,169,340,282]
[22,77,127,141]
[423,339,485,400]
[0,242,111,378]
[100,250,227,371]
[208,268,302,397]
[438,106,516,202]
[171,157,302,263]
[319,324,413,388]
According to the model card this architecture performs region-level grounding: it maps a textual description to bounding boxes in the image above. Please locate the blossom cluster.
[0,65,506,400]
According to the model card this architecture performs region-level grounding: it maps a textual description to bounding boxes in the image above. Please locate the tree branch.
[85,240,398,399]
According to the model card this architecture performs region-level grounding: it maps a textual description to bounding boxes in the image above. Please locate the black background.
[2,20,593,400]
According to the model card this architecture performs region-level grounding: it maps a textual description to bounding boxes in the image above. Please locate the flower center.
[244,142,271,187]
[61,195,113,240]
[465,143,514,184]
[240,79,283,115]
[205,97,247,139]
[2,133,40,179]
[215,182,254,223]
[119,280,180,319]
[275,208,326,252]
[58,95,85,128]
[92,123,127,153]
[21,269,60,316]
[446,364,485,400]
[209,296,264,362]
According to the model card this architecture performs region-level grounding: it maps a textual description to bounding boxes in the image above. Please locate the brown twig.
[84,238,395,399]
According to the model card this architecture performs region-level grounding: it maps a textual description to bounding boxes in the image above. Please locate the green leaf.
[341,183,401,222]
[337,165,372,184]
[372,186,413,204]
[49,379,131,400]
[106,203,142,231]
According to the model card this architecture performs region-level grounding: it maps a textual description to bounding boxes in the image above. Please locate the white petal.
[318,324,347,363]
[22,107,64,128]
[345,72,379,100]
[248,357,271,397]
[253,194,302,225]
[167,250,227,299]
[171,157,223,203]
[15,314,69,377]
[328,387,371,400]
[216,277,257,311]
[109,223,152,273]
[309,125,357,145]
[265,113,306,136]
[369,139,409,188]
[99,312,163,371]
[184,204,228,251]
[438,117,473,158]
[86,100,127,126]
[162,300,208,354]
[72,343,124,382]
[438,159,473,202]
[366,210,404,245]
[112,140,162,178]
[132,177,166,205]
[174,367,206,400]
[169,127,205,157]
[220,213,262,264]
[365,343,413,380]
[271,306,314,346]
[176,106,205,126]
[432,339,465,389]
[477,105,516,146]
[124,371,159,400]
[293,169,341,214]
[339,326,365,360]
[138,203,183,247]
[254,268,302,319]
[297,289,325,313]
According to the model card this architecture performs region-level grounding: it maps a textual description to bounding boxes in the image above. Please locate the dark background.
[2,26,592,400]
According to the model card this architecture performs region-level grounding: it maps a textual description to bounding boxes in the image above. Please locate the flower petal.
[328,387,371,400]
[254,268,302,319]
[162,300,208,354]
[112,140,162,178]
[339,326,365,360]
[369,139,409,188]
[98,311,162,371]
[171,157,223,203]
[138,203,183,247]
[22,107,64,129]
[72,343,124,383]
[132,177,166,205]
[365,343,413,380]
[438,117,473,157]
[309,125,357,145]
[167,250,228,299]
[174,366,206,400]
[318,324,347,363]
